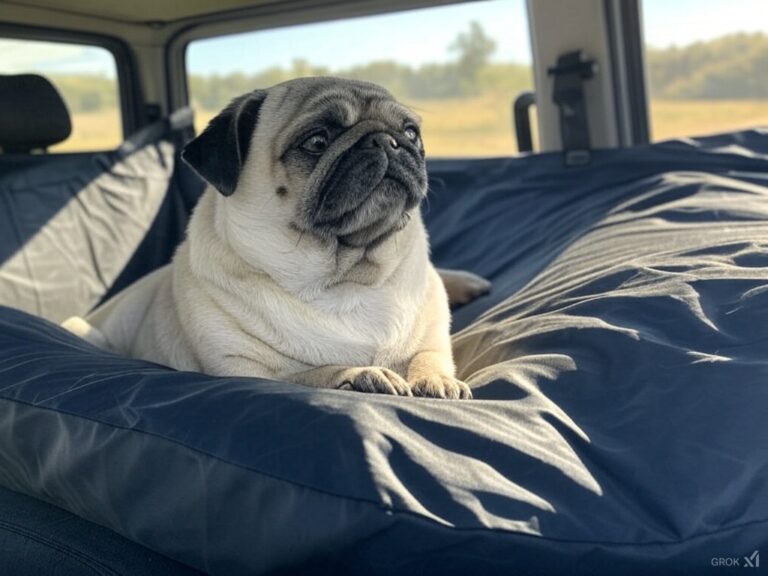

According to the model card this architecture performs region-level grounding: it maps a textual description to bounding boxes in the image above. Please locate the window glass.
[0,38,122,152]
[187,0,534,157]
[643,0,768,141]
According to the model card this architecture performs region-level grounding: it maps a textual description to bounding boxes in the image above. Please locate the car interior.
[1,1,767,575]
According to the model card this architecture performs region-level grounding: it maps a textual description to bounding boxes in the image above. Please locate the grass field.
[192,92,532,157]
[649,100,768,142]
[56,99,768,156]
[51,109,122,153]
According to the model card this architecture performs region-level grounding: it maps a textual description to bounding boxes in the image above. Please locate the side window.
[642,0,768,141]
[186,0,535,157]
[0,37,122,152]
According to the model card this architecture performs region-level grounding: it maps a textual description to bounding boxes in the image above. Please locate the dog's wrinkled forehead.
[261,77,420,149]
[181,77,422,198]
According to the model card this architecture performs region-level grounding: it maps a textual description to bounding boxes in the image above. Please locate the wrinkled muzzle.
[309,128,427,247]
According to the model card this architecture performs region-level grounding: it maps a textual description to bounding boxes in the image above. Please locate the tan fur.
[64,78,481,399]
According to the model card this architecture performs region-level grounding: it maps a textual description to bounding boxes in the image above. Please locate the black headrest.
[0,74,72,153]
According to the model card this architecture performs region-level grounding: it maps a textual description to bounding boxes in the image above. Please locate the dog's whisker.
[294,229,306,249]
[423,190,432,212]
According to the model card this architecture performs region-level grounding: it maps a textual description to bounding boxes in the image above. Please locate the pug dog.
[64,77,490,399]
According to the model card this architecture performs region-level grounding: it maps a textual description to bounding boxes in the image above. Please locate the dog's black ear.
[182,90,267,196]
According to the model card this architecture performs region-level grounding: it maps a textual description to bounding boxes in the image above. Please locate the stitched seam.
[0,517,121,576]
[1,395,766,548]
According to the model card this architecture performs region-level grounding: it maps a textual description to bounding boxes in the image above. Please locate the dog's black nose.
[362,132,399,151]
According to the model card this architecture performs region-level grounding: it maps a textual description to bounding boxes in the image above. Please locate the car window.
[642,0,768,141]
[186,0,535,157]
[0,37,122,152]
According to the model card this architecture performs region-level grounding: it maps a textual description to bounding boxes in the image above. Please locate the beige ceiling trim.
[0,0,266,24]
[0,1,157,43]
[0,0,477,47]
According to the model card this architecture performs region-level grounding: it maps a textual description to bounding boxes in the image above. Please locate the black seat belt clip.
[548,50,597,166]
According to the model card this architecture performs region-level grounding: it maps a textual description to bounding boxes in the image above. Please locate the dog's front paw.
[410,374,472,400]
[336,367,412,396]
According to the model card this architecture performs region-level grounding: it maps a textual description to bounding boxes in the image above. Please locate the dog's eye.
[300,132,329,154]
[404,126,420,142]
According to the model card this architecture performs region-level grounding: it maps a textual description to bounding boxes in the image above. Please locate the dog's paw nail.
[339,368,409,396]
[410,375,472,400]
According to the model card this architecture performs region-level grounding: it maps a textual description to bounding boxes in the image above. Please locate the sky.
[642,0,768,48]
[2,0,767,78]
[0,38,117,76]
[187,0,532,74]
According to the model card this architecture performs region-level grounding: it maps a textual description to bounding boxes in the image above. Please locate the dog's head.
[183,77,427,249]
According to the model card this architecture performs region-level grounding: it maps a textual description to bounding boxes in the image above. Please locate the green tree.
[647,32,768,99]
[186,22,524,106]
[450,21,497,95]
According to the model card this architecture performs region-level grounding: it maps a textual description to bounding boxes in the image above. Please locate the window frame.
[166,0,531,135]
[603,0,651,145]
[0,23,144,144]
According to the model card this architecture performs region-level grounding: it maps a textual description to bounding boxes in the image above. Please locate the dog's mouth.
[303,132,426,247]
[334,179,416,247]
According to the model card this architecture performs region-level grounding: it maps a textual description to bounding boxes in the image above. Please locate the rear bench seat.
[0,73,207,575]
[0,73,204,322]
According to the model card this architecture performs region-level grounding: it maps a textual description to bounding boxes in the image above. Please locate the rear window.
[0,37,122,152]
[642,0,768,141]
[186,0,535,157]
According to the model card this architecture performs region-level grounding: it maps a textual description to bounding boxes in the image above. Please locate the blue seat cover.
[1,130,767,575]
